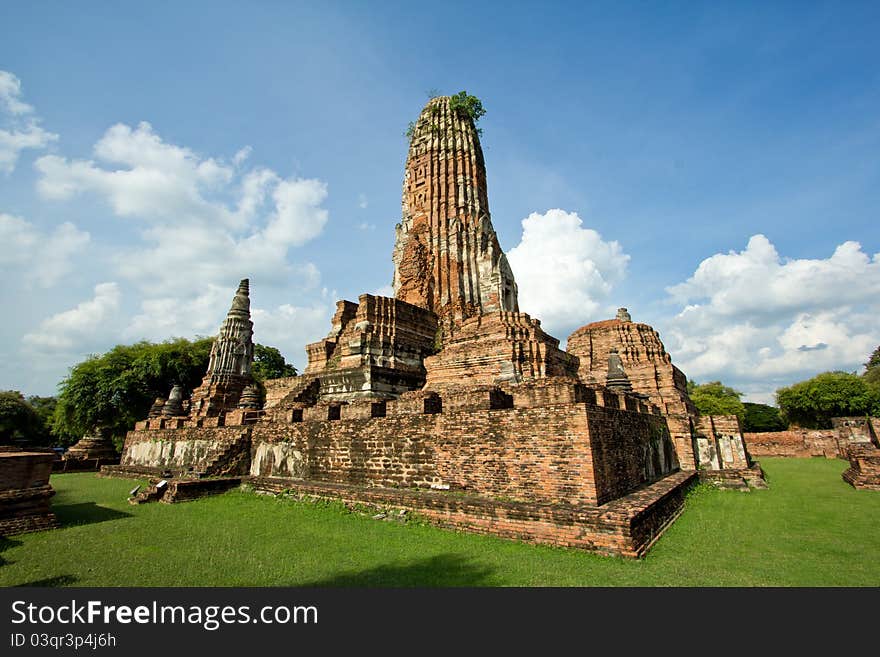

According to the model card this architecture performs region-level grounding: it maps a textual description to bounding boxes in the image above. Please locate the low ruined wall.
[744,417,877,459]
[251,397,677,507]
[743,430,840,458]
[743,417,880,459]
[121,427,248,473]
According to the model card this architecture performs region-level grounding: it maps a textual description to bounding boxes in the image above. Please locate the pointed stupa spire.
[206,278,254,377]
[228,278,250,318]
[392,94,518,327]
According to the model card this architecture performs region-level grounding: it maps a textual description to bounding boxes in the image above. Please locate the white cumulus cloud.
[0,212,90,287]
[664,234,880,401]
[0,70,57,173]
[34,121,329,293]
[251,299,336,370]
[22,282,121,351]
[507,209,629,334]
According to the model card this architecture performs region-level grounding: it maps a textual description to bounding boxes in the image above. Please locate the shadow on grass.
[14,575,79,587]
[0,536,23,566]
[300,553,496,587]
[53,502,132,528]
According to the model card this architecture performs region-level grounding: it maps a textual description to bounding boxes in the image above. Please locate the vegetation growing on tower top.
[405,90,486,140]
[448,91,486,124]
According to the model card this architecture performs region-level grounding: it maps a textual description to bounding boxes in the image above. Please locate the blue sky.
[2,1,879,403]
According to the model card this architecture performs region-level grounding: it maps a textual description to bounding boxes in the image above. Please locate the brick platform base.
[99,464,166,480]
[246,471,696,558]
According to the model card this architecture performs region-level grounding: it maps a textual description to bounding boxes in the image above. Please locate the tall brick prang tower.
[393,96,518,328]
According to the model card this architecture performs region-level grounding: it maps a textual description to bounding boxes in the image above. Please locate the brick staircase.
[192,431,251,478]
[266,376,320,410]
[129,481,168,504]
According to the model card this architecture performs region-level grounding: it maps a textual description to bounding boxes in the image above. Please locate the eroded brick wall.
[121,426,249,474]
[744,418,878,459]
[251,393,677,507]
[586,407,678,505]
[743,430,842,458]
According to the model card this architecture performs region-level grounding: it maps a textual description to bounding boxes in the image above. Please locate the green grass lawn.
[1,457,877,586]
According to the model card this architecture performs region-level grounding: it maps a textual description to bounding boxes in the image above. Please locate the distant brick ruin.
[743,417,880,490]
[52,426,120,473]
[104,95,768,557]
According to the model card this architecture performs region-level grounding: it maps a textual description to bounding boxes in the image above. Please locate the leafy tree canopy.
[52,338,213,445]
[864,345,880,386]
[448,91,486,124]
[27,395,57,427]
[52,338,297,445]
[776,371,880,429]
[0,390,44,446]
[252,344,297,382]
[866,345,880,371]
[406,90,487,140]
[742,402,787,433]
[687,380,746,421]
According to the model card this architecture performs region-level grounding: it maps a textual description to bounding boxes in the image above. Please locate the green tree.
[776,371,879,429]
[687,380,746,421]
[448,90,486,124]
[742,402,787,432]
[27,396,57,431]
[52,338,214,445]
[252,344,297,381]
[866,345,880,371]
[0,391,43,446]
[406,91,487,140]
[864,345,880,386]
[52,338,297,445]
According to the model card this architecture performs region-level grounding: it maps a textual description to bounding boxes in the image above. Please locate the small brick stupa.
[62,425,119,471]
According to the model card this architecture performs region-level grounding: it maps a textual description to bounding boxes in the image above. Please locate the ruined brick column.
[393,96,518,331]
[189,279,255,417]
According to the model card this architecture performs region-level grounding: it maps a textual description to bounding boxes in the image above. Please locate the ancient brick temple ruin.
[105,96,766,557]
